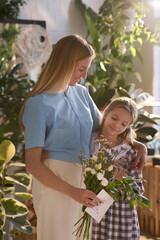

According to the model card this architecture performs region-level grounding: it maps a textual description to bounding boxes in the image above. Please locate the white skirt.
[32,159,85,240]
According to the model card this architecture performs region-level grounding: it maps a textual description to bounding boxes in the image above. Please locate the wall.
[19,0,160,106]
[19,0,104,43]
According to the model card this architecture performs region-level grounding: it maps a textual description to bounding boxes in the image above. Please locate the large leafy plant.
[0,140,32,239]
[0,24,35,238]
[0,24,35,144]
[75,0,160,143]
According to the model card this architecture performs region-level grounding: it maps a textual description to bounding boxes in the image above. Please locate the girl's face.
[69,57,92,86]
[103,107,133,137]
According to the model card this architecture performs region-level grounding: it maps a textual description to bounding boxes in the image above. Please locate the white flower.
[107,165,113,172]
[84,167,92,173]
[95,163,102,171]
[91,169,96,175]
[101,178,108,187]
[97,172,104,181]
[92,155,98,161]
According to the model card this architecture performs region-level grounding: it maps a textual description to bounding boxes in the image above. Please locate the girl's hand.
[41,151,48,162]
[69,187,101,208]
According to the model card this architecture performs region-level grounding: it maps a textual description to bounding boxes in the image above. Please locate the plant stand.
[137,162,160,237]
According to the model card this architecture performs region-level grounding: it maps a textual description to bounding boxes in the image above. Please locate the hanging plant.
[0,0,27,20]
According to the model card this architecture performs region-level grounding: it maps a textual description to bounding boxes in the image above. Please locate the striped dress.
[90,133,144,240]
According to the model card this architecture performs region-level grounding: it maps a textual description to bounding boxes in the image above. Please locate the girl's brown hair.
[99,97,138,145]
[19,34,95,133]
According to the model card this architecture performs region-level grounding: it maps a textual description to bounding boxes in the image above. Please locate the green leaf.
[0,160,5,168]
[0,229,3,240]
[117,87,131,97]
[130,47,136,57]
[136,49,144,64]
[137,37,143,46]
[132,71,142,83]
[8,162,26,168]
[92,86,115,109]
[1,198,28,217]
[114,38,120,49]
[107,189,120,202]
[7,217,32,234]
[3,186,14,195]
[105,181,117,190]
[123,177,139,184]
[12,192,33,201]
[100,61,106,72]
[137,200,144,210]
[136,28,141,36]
[8,63,23,77]
[85,12,102,55]
[0,189,4,199]
[129,196,137,210]
[0,202,6,230]
[0,140,15,163]
[5,173,31,188]
[137,114,158,125]
[136,127,158,143]
[137,195,150,208]
[0,160,5,174]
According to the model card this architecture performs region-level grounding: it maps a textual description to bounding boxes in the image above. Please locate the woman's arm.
[25,147,100,207]
[131,140,147,170]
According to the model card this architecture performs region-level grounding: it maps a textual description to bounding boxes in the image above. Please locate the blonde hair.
[99,97,138,144]
[19,34,95,133]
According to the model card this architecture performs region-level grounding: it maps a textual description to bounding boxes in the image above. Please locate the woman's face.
[103,107,133,137]
[69,57,92,86]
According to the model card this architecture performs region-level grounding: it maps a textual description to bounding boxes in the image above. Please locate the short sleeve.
[22,97,46,149]
[90,132,99,155]
[85,89,102,131]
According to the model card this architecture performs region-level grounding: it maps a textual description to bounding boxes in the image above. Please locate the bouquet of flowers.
[73,137,150,240]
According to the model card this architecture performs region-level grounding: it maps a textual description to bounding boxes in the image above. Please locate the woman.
[19,34,147,240]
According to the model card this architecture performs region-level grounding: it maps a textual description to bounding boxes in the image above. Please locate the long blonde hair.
[19,34,95,133]
[99,97,138,145]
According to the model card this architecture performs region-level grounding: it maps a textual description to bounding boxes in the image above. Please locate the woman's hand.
[113,162,128,180]
[69,187,101,208]
[131,140,147,170]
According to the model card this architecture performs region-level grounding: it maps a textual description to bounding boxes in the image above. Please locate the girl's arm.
[25,147,100,207]
[131,139,147,170]
[128,169,144,195]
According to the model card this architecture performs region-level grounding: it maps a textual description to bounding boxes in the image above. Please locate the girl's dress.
[90,133,144,240]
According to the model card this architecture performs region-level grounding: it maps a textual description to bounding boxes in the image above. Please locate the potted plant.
[75,0,160,143]
[0,139,32,239]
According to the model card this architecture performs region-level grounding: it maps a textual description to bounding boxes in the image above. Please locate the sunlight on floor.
[140,232,160,240]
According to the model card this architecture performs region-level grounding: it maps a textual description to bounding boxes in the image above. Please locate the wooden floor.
[140,232,160,240]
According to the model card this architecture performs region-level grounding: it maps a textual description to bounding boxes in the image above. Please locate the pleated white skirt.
[32,159,85,240]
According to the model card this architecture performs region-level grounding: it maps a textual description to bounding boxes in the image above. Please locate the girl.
[91,97,144,240]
